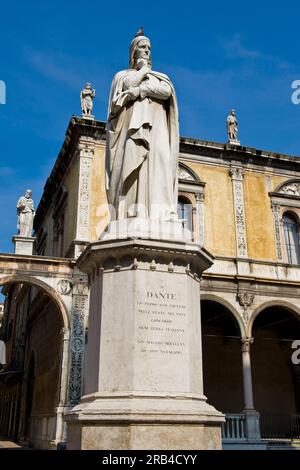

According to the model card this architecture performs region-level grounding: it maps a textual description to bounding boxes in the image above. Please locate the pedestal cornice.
[76,238,214,280]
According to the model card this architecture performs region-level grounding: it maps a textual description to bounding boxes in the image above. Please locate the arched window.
[177,196,193,231]
[283,213,300,264]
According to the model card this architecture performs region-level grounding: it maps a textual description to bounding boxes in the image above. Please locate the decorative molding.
[178,168,195,181]
[229,167,247,257]
[57,279,72,295]
[76,145,94,241]
[279,182,300,196]
[68,293,89,405]
[229,167,245,181]
[237,291,254,323]
[195,192,205,202]
[79,147,94,159]
[195,192,205,245]
[271,202,283,260]
[241,336,254,353]
[150,260,156,271]
[73,278,89,296]
[168,261,174,273]
[61,327,70,339]
[177,164,201,183]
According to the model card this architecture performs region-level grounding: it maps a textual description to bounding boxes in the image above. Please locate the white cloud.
[221,34,290,70]
[223,34,260,60]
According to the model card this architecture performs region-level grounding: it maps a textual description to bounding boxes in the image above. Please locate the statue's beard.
[135,57,152,69]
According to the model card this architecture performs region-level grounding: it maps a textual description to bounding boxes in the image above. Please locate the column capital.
[229,167,245,181]
[241,336,254,352]
[78,146,94,159]
[271,201,280,212]
[73,278,89,296]
[195,192,205,202]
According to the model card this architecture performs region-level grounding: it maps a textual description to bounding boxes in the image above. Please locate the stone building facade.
[0,116,300,449]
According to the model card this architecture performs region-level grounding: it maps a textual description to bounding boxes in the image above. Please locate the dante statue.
[17,189,35,237]
[227,109,239,142]
[80,82,95,116]
[105,28,179,221]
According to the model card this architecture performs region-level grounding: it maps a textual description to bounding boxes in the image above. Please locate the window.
[177,196,193,231]
[283,213,300,264]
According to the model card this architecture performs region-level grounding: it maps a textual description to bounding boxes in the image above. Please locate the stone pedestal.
[66,237,224,449]
[227,139,241,146]
[244,410,261,441]
[12,235,36,255]
[82,114,95,121]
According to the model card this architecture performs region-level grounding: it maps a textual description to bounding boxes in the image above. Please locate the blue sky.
[1,1,300,254]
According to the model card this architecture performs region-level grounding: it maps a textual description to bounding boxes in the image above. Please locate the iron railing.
[260,414,300,439]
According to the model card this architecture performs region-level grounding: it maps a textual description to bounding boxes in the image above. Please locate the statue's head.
[230,109,235,116]
[25,189,32,198]
[85,82,92,89]
[129,28,151,69]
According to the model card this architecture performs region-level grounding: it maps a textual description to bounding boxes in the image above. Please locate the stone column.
[229,167,247,258]
[195,192,205,245]
[241,337,254,410]
[66,238,224,450]
[241,337,261,441]
[271,202,283,260]
[55,327,70,445]
[74,141,94,258]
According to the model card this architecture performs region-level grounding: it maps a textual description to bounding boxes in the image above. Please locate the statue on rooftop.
[80,82,95,118]
[227,109,240,145]
[17,189,35,237]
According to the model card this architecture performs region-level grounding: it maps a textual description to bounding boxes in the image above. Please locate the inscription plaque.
[136,289,188,358]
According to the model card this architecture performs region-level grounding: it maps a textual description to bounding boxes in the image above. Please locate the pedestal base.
[12,235,36,255]
[81,114,95,120]
[100,218,192,242]
[227,139,241,146]
[66,237,223,449]
[68,423,222,450]
[66,392,223,450]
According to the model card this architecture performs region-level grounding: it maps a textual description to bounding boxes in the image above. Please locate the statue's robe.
[106,69,179,220]
[17,197,35,237]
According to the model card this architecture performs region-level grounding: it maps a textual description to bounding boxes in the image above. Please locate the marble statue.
[227,109,239,143]
[105,28,179,221]
[80,82,95,117]
[17,190,35,237]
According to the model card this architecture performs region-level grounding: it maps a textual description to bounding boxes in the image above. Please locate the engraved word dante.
[147,291,176,300]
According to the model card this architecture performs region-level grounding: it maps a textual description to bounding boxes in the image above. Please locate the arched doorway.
[201,299,244,413]
[0,278,69,449]
[251,306,300,439]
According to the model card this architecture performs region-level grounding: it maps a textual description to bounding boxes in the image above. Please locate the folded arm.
[139,75,172,100]
[109,69,149,118]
